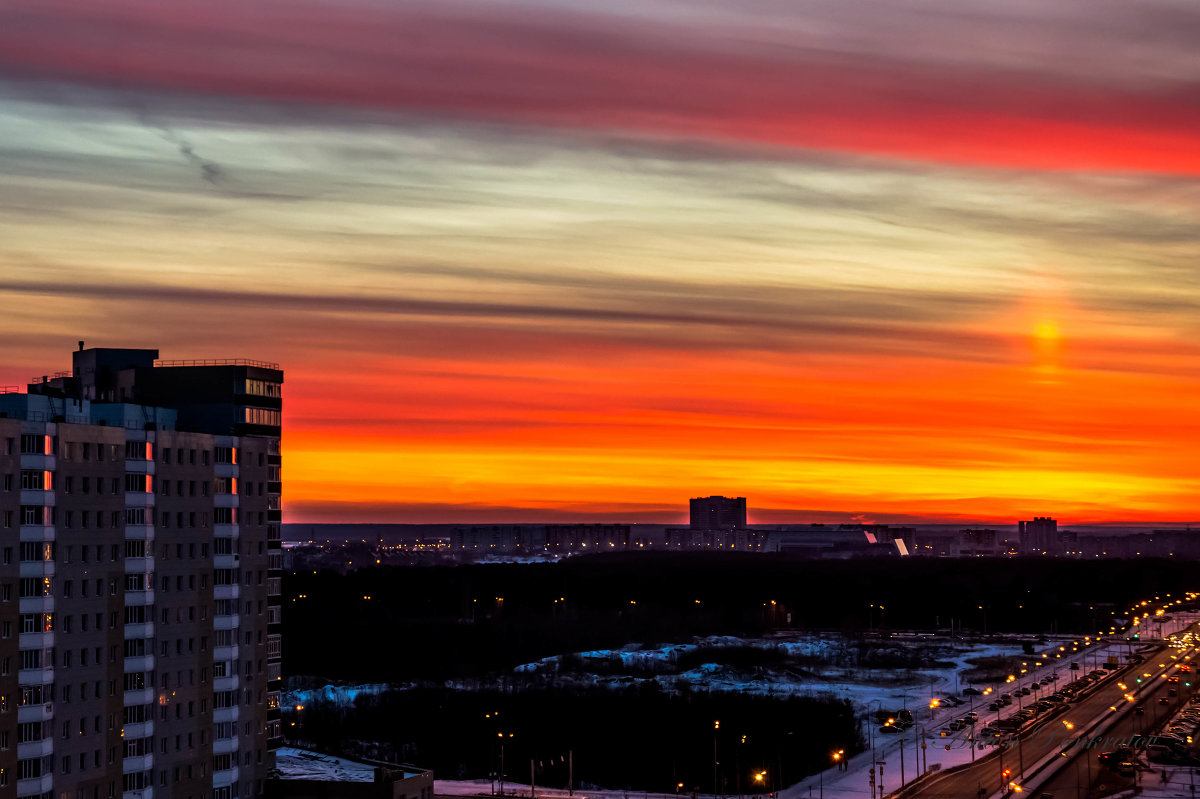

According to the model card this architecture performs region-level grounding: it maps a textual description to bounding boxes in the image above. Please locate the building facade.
[688,497,747,530]
[0,346,282,799]
[1019,517,1060,555]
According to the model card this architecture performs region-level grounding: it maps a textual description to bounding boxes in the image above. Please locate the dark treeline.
[288,685,859,792]
[282,553,1192,682]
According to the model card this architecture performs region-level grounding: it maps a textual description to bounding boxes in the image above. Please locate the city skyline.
[3,1,1200,524]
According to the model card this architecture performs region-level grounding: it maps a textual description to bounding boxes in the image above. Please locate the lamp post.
[866,699,884,763]
[714,721,720,799]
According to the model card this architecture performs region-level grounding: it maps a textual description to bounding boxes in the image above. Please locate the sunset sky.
[2,0,1200,524]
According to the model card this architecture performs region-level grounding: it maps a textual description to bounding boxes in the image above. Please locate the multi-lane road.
[906,633,1198,798]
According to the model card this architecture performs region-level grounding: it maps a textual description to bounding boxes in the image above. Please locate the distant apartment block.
[1019,517,1060,555]
[688,496,746,530]
[0,345,282,799]
[663,527,766,550]
[450,524,632,556]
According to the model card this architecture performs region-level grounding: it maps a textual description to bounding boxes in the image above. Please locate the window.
[19,470,49,490]
[243,407,281,426]
[242,380,282,398]
[20,435,46,455]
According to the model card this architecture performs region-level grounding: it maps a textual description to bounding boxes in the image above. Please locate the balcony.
[124,525,154,541]
[18,454,55,471]
[213,675,239,694]
[214,494,239,509]
[123,655,155,674]
[213,737,238,756]
[123,459,154,474]
[17,773,54,796]
[122,789,153,799]
[124,491,155,507]
[18,632,53,650]
[215,463,239,479]
[18,596,53,615]
[213,645,238,662]
[122,721,154,741]
[214,584,240,601]
[16,701,53,723]
[124,556,154,575]
[213,705,239,724]
[212,766,239,789]
[16,737,53,759]
[214,524,239,538]
[19,489,54,506]
[18,560,54,579]
[123,590,155,607]
[213,615,240,631]
[214,553,238,570]
[18,525,54,542]
[18,667,54,686]
[123,687,154,706]
[123,754,154,774]
[123,622,154,640]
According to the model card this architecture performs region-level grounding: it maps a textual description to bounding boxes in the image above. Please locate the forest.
[281,553,1187,682]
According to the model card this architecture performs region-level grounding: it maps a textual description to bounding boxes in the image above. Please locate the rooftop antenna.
[78,340,85,351]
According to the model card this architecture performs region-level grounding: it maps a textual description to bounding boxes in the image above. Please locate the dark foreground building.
[0,345,282,799]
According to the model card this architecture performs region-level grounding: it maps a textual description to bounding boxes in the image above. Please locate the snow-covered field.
[284,619,1198,798]
[286,633,1032,710]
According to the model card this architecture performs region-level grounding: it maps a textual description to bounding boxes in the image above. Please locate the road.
[1035,643,1197,798]
[905,641,1184,798]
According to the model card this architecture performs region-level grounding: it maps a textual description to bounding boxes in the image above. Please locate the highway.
[905,637,1192,799]
[1035,643,1197,798]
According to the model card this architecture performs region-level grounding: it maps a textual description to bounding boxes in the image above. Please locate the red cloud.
[1,0,1198,173]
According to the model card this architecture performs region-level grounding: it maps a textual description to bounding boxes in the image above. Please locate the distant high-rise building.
[1019,516,1060,555]
[689,496,747,530]
[0,345,283,799]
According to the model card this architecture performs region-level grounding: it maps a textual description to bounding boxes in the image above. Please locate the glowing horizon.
[2,0,1199,524]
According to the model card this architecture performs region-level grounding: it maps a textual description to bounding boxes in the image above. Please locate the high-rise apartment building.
[1018,516,1059,555]
[0,346,282,799]
[688,496,747,530]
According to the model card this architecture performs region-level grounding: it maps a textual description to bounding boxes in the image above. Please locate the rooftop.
[275,748,376,783]
[274,747,427,783]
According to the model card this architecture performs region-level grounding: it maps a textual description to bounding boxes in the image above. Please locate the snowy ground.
[276,746,379,782]
[783,614,1197,799]
[293,615,1198,799]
